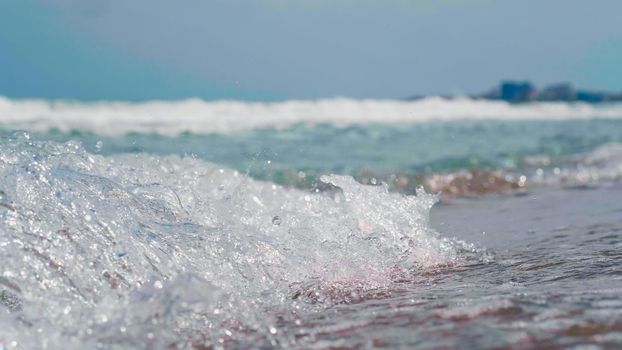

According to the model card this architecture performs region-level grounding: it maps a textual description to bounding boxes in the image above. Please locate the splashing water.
[0,133,480,349]
[2,96,622,136]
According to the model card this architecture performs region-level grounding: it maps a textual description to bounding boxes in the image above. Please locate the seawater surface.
[0,134,481,349]
[1,97,622,349]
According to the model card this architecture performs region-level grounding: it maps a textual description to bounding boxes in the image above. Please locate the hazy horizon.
[2,0,621,101]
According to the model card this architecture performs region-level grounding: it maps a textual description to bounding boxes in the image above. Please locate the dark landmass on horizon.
[2,80,621,103]
[408,81,622,103]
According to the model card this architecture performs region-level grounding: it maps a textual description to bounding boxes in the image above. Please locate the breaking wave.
[2,96,622,136]
[0,133,480,349]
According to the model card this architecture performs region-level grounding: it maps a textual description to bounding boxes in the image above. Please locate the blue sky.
[1,0,621,101]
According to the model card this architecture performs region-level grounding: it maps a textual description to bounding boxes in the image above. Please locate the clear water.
[8,118,622,195]
[33,119,622,172]
[1,98,622,349]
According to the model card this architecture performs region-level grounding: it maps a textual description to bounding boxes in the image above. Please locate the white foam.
[0,135,476,349]
[1,96,622,136]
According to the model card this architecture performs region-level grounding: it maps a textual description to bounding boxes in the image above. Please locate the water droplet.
[84,214,92,221]
[269,326,277,334]
[370,177,377,185]
[298,171,306,179]
[95,140,103,151]
[272,216,282,226]
[153,280,163,289]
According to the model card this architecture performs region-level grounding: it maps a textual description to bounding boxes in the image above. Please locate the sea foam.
[1,96,622,136]
[0,134,476,349]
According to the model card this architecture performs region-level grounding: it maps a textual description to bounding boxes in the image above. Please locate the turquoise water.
[2,99,622,349]
[19,118,622,177]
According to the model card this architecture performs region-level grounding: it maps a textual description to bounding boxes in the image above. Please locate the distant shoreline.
[2,81,622,104]
[408,80,622,104]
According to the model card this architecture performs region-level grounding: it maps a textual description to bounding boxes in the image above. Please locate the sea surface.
[1,97,622,349]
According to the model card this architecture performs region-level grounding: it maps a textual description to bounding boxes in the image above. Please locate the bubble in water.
[272,216,282,226]
[0,138,472,350]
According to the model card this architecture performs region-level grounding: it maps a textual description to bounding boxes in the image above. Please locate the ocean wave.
[0,134,480,349]
[232,140,622,198]
[2,96,622,136]
[385,142,622,196]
